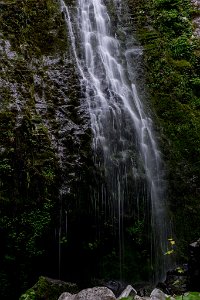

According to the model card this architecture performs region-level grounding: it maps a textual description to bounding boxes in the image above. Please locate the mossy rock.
[19,276,79,300]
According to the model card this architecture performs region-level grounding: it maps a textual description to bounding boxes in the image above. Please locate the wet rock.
[163,265,188,295]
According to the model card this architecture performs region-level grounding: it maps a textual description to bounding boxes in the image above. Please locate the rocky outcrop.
[163,266,188,295]
[191,0,200,37]
[72,287,115,300]
[57,286,177,300]
[20,276,78,300]
[58,285,133,300]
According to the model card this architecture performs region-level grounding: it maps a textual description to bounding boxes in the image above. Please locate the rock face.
[0,0,93,298]
[191,0,200,37]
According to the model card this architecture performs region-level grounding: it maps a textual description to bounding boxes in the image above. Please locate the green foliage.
[1,0,67,55]
[170,35,194,59]
[190,77,200,86]
[176,266,184,274]
[87,240,99,251]
[152,0,192,36]
[164,238,176,255]
[20,289,36,300]
[127,220,144,245]
[175,292,200,300]
[128,0,200,261]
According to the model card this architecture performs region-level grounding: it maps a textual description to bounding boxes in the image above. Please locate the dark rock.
[163,266,188,295]
[103,280,127,297]
[188,238,200,291]
[90,279,136,298]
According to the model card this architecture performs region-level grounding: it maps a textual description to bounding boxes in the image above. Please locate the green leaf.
[164,249,174,255]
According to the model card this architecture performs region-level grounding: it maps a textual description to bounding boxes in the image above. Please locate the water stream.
[60,0,172,282]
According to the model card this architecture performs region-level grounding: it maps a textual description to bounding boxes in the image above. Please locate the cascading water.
[61,0,172,282]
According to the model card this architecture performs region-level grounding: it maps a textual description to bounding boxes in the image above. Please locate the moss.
[126,0,200,259]
[170,59,192,68]
[19,276,78,300]
[1,0,68,56]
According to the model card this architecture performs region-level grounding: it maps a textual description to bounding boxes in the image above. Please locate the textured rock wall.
[0,0,93,298]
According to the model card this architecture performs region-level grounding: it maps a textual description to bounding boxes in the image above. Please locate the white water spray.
[61,0,172,282]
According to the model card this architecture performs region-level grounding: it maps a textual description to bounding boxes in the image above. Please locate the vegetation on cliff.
[1,0,200,298]
[126,0,200,258]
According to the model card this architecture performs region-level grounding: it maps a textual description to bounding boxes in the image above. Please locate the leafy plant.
[170,35,194,59]
[175,292,200,300]
[164,238,176,255]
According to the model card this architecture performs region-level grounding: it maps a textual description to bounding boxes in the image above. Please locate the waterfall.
[61,0,172,283]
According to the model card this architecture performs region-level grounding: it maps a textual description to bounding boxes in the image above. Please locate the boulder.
[19,276,78,300]
[135,296,150,300]
[74,287,116,300]
[150,288,168,300]
[163,266,188,295]
[117,284,137,299]
[58,292,76,300]
[105,280,127,297]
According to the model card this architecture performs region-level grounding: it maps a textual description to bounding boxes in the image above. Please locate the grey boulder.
[58,287,116,300]
[117,284,137,299]
[150,288,175,300]
[58,292,75,300]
